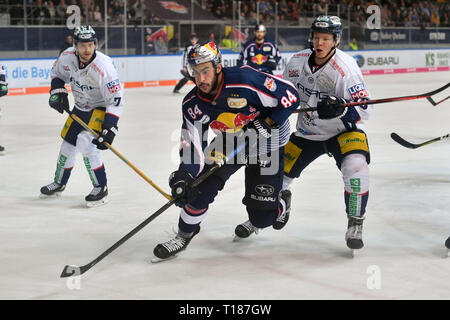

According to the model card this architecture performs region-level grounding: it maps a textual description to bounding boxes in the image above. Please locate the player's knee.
[60,140,77,156]
[76,131,97,155]
[341,153,368,178]
[341,153,369,195]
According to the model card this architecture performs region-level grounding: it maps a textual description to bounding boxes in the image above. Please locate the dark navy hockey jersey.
[236,39,281,73]
[179,66,300,177]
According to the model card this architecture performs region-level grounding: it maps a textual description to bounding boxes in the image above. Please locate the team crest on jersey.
[264,77,277,92]
[288,69,299,77]
[348,83,369,100]
[106,79,121,93]
[227,97,247,109]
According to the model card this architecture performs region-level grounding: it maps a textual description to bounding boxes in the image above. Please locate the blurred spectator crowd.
[2,0,449,27]
[202,0,450,28]
[5,0,160,26]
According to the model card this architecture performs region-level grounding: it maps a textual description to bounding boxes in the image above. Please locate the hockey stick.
[390,132,450,149]
[63,108,172,201]
[292,81,450,113]
[60,140,248,278]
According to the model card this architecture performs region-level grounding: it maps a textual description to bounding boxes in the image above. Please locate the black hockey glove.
[242,116,275,157]
[243,117,273,139]
[169,169,199,207]
[92,124,118,150]
[267,55,277,71]
[317,95,348,120]
[0,75,7,97]
[49,88,69,114]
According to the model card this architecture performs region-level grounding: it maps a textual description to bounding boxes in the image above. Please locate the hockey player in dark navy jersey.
[237,24,281,74]
[152,42,300,261]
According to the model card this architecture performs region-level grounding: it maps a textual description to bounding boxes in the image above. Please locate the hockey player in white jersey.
[40,26,124,207]
[282,16,372,251]
[0,65,8,154]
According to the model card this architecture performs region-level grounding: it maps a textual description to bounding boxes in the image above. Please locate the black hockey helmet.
[309,15,342,50]
[73,25,97,46]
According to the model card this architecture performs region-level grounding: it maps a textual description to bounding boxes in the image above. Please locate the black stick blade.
[390,132,418,149]
[60,265,82,278]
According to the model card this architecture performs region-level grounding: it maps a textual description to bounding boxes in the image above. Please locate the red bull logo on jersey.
[209,112,258,134]
[251,54,268,65]
[264,77,277,92]
[348,83,369,100]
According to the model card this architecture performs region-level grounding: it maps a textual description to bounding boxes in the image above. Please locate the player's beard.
[197,71,221,99]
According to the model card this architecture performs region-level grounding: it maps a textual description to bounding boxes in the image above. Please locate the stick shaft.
[293,81,450,113]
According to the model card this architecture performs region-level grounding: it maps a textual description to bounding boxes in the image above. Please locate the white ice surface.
[0,72,449,299]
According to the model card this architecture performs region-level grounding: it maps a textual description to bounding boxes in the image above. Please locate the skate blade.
[39,192,63,199]
[447,249,450,258]
[150,255,178,263]
[86,197,109,208]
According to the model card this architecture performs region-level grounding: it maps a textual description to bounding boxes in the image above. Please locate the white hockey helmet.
[187,42,222,77]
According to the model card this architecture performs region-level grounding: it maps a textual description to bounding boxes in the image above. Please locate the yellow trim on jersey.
[337,131,369,155]
[284,141,303,174]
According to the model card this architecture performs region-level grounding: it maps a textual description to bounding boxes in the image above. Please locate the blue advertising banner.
[366,28,450,44]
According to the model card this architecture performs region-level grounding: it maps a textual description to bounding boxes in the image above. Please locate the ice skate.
[40,182,66,198]
[345,216,364,257]
[233,220,260,241]
[85,186,108,208]
[273,189,291,230]
[151,227,200,263]
[0,145,4,155]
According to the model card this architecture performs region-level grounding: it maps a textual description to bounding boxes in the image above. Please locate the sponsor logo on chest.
[227,97,247,109]
[348,83,369,99]
[288,69,299,77]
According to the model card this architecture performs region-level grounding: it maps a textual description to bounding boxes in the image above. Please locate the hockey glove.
[317,95,348,120]
[92,124,118,150]
[0,75,7,97]
[49,88,69,114]
[169,169,199,207]
[242,116,275,157]
[267,55,277,72]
